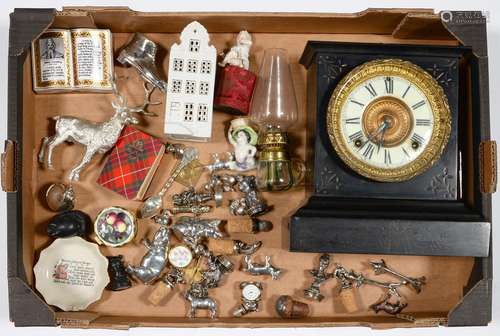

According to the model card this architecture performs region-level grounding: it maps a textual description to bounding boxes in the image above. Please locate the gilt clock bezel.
[327,59,452,182]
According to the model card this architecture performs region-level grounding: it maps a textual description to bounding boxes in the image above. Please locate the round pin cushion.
[33,236,109,311]
[94,206,137,247]
[168,245,193,268]
[242,283,261,301]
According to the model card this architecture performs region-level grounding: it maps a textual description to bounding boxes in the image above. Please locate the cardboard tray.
[3,7,494,329]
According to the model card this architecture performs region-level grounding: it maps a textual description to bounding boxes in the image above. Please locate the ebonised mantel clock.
[290,41,490,257]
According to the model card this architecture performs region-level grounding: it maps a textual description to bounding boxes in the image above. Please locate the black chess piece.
[107,255,132,291]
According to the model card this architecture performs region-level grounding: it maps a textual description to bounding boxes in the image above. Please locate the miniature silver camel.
[38,82,157,181]
[126,225,170,284]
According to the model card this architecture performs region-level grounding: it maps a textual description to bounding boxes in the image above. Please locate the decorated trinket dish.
[94,206,137,247]
[33,237,109,311]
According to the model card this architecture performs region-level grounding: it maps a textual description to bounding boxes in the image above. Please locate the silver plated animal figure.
[38,82,156,181]
[126,225,170,284]
[172,216,226,248]
[185,285,217,319]
[202,255,234,288]
[241,255,282,280]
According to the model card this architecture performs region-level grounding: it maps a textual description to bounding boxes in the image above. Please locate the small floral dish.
[94,206,137,247]
[34,236,109,311]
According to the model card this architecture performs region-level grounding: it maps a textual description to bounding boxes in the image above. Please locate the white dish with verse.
[34,236,109,311]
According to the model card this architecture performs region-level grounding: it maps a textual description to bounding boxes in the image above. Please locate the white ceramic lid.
[34,236,109,311]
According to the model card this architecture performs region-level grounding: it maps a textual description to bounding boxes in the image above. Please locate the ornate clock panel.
[289,41,492,257]
[305,43,463,200]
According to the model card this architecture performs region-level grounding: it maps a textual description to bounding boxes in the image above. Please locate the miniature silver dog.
[126,225,170,284]
[172,216,226,248]
[185,289,217,319]
[38,82,156,181]
[241,255,282,280]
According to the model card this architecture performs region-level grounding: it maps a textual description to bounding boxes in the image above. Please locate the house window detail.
[200,60,211,74]
[171,80,182,93]
[185,80,196,94]
[197,104,208,122]
[173,58,184,71]
[184,103,194,121]
[187,59,198,73]
[199,82,209,95]
[189,39,200,52]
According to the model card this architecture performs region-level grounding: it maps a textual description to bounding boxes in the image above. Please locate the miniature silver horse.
[126,225,170,284]
[185,291,217,319]
[38,82,156,181]
[241,255,282,280]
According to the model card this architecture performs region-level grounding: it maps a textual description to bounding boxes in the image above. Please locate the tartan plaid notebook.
[97,126,165,200]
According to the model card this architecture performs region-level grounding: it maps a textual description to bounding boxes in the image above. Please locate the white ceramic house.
[164,21,217,141]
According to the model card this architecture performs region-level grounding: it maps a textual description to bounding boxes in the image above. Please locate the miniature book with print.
[31,29,114,92]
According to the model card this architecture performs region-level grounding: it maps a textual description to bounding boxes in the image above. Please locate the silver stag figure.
[241,255,282,280]
[38,81,156,181]
[126,225,170,284]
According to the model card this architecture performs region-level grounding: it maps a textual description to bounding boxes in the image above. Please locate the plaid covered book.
[97,126,165,200]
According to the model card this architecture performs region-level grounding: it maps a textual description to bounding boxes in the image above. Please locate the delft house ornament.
[164,21,217,142]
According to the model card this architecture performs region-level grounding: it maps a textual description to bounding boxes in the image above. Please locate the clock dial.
[242,283,261,300]
[327,59,451,182]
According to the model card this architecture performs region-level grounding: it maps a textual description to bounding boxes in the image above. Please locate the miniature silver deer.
[241,255,282,280]
[38,81,157,181]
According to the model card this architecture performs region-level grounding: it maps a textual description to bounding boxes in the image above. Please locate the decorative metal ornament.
[117,33,168,92]
[229,175,270,217]
[94,207,137,247]
[45,183,75,212]
[327,59,451,182]
[126,225,170,284]
[185,283,217,319]
[232,281,262,317]
[304,254,334,301]
[140,146,199,218]
[241,255,282,280]
[172,216,226,248]
[172,187,213,206]
[202,254,234,288]
[38,81,156,181]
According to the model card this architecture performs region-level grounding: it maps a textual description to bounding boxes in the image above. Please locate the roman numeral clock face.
[327,59,451,182]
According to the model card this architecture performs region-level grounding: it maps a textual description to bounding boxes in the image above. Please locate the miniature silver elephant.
[126,225,170,284]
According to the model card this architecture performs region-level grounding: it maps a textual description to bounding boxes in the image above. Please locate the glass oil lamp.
[249,48,304,191]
